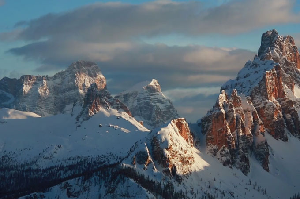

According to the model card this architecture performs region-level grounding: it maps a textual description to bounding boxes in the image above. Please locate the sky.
[1,0,300,122]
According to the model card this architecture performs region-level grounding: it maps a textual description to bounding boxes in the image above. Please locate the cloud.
[0,69,22,80]
[0,29,24,41]
[1,0,299,42]
[171,93,220,122]
[292,33,300,49]
[0,0,5,6]
[0,0,293,90]
[164,86,221,101]
[0,69,8,79]
[7,40,254,91]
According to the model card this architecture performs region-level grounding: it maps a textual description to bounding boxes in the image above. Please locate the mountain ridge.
[0,60,106,116]
[1,30,300,199]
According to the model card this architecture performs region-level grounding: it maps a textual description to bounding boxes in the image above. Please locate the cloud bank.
[2,0,299,41]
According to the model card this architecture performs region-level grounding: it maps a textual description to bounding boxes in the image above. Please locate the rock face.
[0,61,106,116]
[201,90,269,174]
[125,118,197,177]
[115,79,179,129]
[201,29,300,174]
[77,83,131,121]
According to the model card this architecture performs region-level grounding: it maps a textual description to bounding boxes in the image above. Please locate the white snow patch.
[0,108,41,119]
[0,108,149,167]
[294,84,300,98]
[222,57,275,96]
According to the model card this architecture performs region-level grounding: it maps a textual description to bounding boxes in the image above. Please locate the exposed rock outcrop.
[201,90,268,174]
[125,118,197,177]
[77,83,131,121]
[202,29,300,174]
[0,61,106,116]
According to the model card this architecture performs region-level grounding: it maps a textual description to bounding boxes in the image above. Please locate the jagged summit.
[258,29,280,58]
[201,30,300,175]
[145,79,162,93]
[222,29,300,96]
[258,29,300,68]
[120,79,161,94]
[65,61,102,76]
[0,61,106,116]
[115,79,178,129]
[70,60,98,67]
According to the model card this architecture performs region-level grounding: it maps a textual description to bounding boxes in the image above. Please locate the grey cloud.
[0,69,23,80]
[3,0,288,121]
[292,33,300,49]
[0,0,5,6]
[164,87,222,122]
[0,69,8,79]
[0,0,293,91]
[14,21,28,27]
[164,86,221,101]
[0,29,25,41]
[1,0,299,42]
[172,93,220,122]
[200,0,300,34]
[7,40,254,91]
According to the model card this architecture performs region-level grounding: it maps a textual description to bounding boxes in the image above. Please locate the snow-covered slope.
[2,111,299,199]
[0,107,151,198]
[115,79,179,129]
[0,108,148,166]
[0,108,40,119]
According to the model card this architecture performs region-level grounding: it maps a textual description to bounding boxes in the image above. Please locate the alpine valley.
[1,30,300,199]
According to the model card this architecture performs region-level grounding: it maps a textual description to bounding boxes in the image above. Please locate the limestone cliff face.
[127,118,196,177]
[201,90,268,174]
[202,29,300,174]
[0,61,106,116]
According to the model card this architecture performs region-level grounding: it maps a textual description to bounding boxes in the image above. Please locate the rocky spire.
[201,30,300,175]
[144,79,162,93]
[115,79,179,129]
[258,29,300,68]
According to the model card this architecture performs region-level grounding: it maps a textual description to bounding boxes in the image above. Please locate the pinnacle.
[64,60,102,76]
[68,60,98,69]
[145,79,161,92]
[258,29,280,58]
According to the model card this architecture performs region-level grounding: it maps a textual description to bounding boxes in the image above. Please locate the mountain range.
[0,30,300,199]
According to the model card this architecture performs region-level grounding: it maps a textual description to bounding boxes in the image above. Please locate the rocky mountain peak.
[126,118,196,178]
[66,61,101,75]
[258,29,279,57]
[0,61,106,116]
[115,79,179,129]
[201,30,300,175]
[258,29,300,68]
[144,79,162,93]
